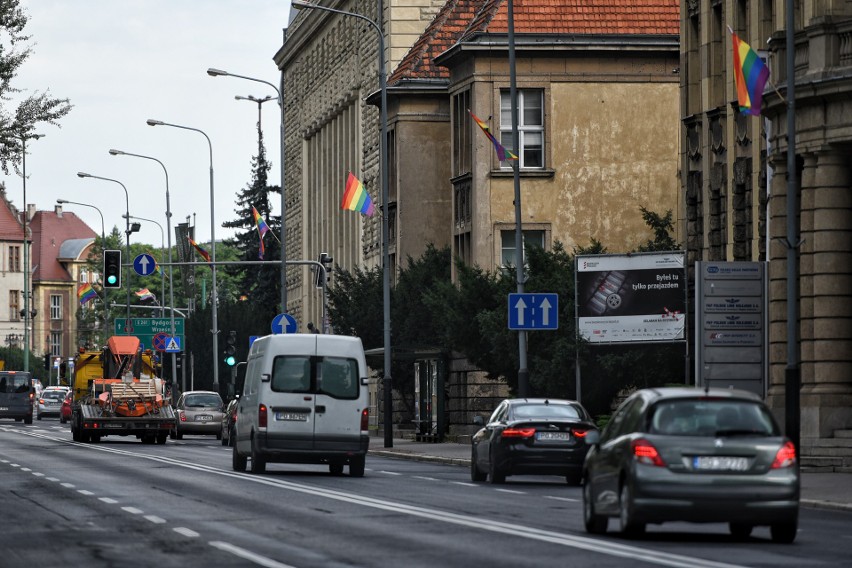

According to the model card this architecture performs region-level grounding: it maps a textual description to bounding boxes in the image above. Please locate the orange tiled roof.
[389,0,679,85]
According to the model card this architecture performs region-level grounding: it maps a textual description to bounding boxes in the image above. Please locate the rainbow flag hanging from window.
[341,172,376,216]
[188,236,211,263]
[730,28,770,116]
[252,206,269,259]
[468,109,518,161]
[78,282,98,305]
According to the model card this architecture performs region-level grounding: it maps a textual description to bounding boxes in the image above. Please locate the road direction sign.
[508,293,559,330]
[133,253,157,276]
[115,317,185,350]
[271,313,298,334]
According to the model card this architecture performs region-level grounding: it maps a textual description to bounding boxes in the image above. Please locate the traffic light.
[315,252,333,288]
[224,330,237,366]
[103,250,122,288]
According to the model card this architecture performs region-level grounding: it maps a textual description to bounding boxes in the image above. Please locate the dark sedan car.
[582,386,799,543]
[471,398,597,485]
[220,397,238,446]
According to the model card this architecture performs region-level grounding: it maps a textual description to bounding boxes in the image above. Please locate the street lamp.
[235,95,275,156]
[109,148,177,387]
[56,198,108,337]
[14,133,44,372]
[206,67,287,315]
[146,119,220,392]
[76,172,133,328]
[123,213,166,317]
[291,0,393,447]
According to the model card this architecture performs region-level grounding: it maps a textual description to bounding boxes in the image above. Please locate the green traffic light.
[107,275,117,284]
[224,355,236,366]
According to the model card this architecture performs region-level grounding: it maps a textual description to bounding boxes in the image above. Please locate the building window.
[500,89,544,169]
[80,269,89,284]
[9,245,21,272]
[453,89,472,177]
[50,331,62,358]
[501,229,545,268]
[50,294,62,320]
[9,290,20,321]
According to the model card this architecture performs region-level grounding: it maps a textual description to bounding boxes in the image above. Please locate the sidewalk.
[368,435,852,513]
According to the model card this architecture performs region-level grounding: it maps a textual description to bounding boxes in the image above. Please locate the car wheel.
[221,433,228,446]
[250,438,266,474]
[729,523,753,540]
[169,429,176,440]
[583,480,608,534]
[216,430,223,441]
[770,522,797,544]
[329,462,344,476]
[24,415,32,425]
[566,473,583,486]
[229,427,236,447]
[156,433,168,445]
[37,413,42,420]
[176,431,183,440]
[619,483,645,537]
[349,455,365,477]
[232,443,247,472]
[470,447,487,482]
[489,459,506,484]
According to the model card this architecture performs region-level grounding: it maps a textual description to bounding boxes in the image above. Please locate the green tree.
[0,0,72,169]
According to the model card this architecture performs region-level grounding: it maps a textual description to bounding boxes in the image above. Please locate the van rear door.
[313,347,365,452]
[266,335,318,449]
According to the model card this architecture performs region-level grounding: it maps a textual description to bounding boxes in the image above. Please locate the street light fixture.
[109,148,178,388]
[76,172,133,328]
[292,0,393,447]
[206,67,288,315]
[146,119,220,393]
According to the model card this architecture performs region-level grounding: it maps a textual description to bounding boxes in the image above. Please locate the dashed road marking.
[122,506,144,515]
[99,497,118,504]
[145,515,167,524]
[495,488,525,495]
[78,490,94,496]
[174,527,200,538]
[210,541,299,568]
[545,495,579,502]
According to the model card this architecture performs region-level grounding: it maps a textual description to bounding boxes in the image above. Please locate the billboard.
[575,252,686,343]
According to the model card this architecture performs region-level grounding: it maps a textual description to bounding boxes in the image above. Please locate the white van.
[233,333,370,476]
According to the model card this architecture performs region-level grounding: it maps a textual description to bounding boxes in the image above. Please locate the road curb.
[369,449,469,467]
[800,499,852,513]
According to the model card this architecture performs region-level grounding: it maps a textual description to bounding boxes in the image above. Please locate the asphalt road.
[2,420,851,568]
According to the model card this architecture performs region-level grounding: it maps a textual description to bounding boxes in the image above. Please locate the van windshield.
[270,356,359,399]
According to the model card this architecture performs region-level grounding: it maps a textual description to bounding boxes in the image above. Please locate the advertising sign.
[575,252,686,343]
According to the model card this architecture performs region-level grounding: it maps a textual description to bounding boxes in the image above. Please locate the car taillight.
[360,408,369,431]
[771,441,797,469]
[632,438,666,466]
[502,427,536,439]
[179,413,186,422]
[572,429,589,438]
[258,404,268,428]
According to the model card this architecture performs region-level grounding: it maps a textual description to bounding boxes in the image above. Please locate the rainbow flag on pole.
[78,283,98,305]
[135,288,156,301]
[188,236,211,263]
[730,27,770,116]
[341,172,376,216]
[469,109,518,161]
[252,206,269,259]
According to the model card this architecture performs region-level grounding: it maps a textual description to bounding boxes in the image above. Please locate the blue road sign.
[165,336,181,353]
[508,293,559,330]
[133,253,157,276]
[249,335,259,348]
[271,313,298,334]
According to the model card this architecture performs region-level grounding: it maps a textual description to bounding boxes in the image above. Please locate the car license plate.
[276,411,308,421]
[197,415,212,421]
[535,431,570,441]
[0,406,8,411]
[693,456,749,471]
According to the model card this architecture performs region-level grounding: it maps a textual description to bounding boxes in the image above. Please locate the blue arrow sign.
[134,253,157,276]
[508,293,559,330]
[271,313,298,334]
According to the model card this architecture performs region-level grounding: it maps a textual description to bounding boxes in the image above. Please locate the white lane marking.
[450,481,478,487]
[413,476,438,481]
[210,541,299,568]
[145,515,167,524]
[0,459,8,463]
[78,490,94,496]
[32,472,45,477]
[545,495,579,502]
[46,477,60,482]
[61,483,75,488]
[174,527,200,538]
[495,488,525,495]
[377,470,402,476]
[10,463,20,467]
[17,429,748,568]
[20,467,31,471]
[99,497,118,504]
[122,506,144,515]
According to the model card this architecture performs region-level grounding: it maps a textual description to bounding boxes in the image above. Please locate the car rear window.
[0,375,31,394]
[650,399,778,436]
[42,391,66,400]
[185,394,222,408]
[512,403,582,420]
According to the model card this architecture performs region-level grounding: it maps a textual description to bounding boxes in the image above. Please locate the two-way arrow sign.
[508,293,559,330]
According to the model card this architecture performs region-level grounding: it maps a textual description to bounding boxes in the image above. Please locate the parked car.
[221,397,239,446]
[171,390,225,439]
[582,386,799,543]
[0,371,35,424]
[60,390,73,424]
[470,398,597,485]
[37,387,70,419]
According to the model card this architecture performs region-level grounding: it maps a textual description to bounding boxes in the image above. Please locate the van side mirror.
[585,430,601,445]
[261,373,271,383]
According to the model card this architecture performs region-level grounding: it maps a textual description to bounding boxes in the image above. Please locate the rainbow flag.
[188,236,211,262]
[469,109,518,161]
[78,283,97,305]
[252,206,269,259]
[135,288,155,301]
[730,28,770,116]
[341,172,375,216]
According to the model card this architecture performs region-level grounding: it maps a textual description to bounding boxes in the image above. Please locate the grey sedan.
[171,390,225,440]
[582,386,799,543]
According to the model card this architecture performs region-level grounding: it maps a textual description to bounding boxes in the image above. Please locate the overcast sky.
[4,0,292,251]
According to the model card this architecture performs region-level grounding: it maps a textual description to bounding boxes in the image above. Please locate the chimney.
[55,204,63,217]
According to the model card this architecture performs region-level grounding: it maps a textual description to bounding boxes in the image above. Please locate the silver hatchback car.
[171,390,225,440]
[582,387,799,543]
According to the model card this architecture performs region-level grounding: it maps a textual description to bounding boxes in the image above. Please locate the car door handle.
[315,405,326,414]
